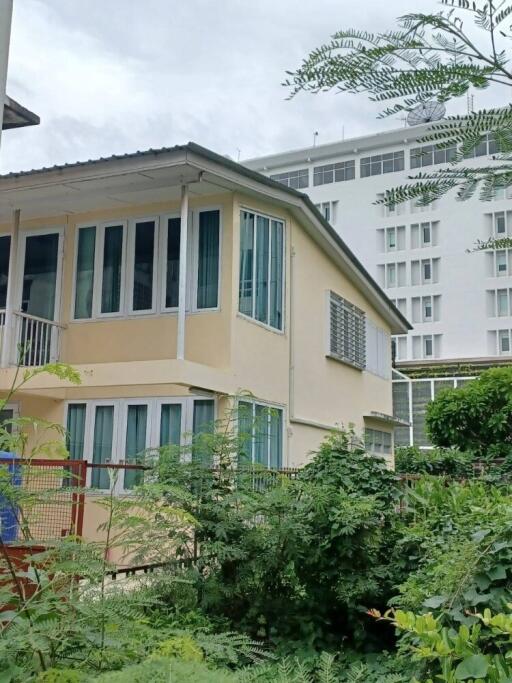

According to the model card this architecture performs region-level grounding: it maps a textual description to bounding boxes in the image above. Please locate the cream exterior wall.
[1,188,395,471]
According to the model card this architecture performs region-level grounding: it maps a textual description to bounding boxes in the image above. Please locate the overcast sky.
[1,0,507,173]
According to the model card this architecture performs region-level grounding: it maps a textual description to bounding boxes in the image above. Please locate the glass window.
[255,216,270,323]
[422,223,431,245]
[497,251,508,275]
[424,336,433,357]
[192,399,215,463]
[165,217,180,309]
[0,408,14,435]
[74,227,96,319]
[91,405,114,489]
[197,210,220,309]
[132,220,155,312]
[160,403,182,447]
[66,404,86,461]
[239,211,254,317]
[270,220,284,330]
[387,228,396,250]
[499,330,511,353]
[365,428,392,456]
[313,160,355,186]
[239,211,284,331]
[495,212,506,235]
[0,235,10,310]
[423,260,432,282]
[361,152,403,177]
[101,225,124,314]
[497,289,509,316]
[270,169,309,189]
[22,233,59,320]
[423,297,432,321]
[237,401,283,468]
[124,404,147,489]
[387,264,396,287]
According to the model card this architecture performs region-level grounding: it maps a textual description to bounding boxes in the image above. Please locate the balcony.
[0,309,65,367]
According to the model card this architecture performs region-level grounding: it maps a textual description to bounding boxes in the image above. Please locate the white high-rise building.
[245,123,511,447]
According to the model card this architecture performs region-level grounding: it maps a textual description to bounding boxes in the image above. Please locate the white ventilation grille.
[329,291,366,370]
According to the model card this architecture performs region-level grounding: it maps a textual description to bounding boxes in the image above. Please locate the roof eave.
[2,96,40,130]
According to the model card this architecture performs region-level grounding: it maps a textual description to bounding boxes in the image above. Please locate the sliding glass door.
[20,232,60,321]
[66,397,215,493]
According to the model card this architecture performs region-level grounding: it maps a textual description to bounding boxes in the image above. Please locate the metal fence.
[0,458,87,544]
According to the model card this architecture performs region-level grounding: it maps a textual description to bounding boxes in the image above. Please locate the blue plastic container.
[0,452,21,543]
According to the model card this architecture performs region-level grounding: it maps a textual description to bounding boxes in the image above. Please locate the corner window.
[328,291,366,370]
[238,400,283,468]
[73,209,221,320]
[239,210,284,331]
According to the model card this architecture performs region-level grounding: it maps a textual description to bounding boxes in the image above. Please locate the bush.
[393,477,512,628]
[394,446,473,477]
[94,657,237,683]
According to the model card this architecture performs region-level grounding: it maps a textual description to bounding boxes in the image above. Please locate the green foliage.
[35,670,85,683]
[426,367,512,460]
[395,446,473,477]
[284,3,512,206]
[393,477,512,629]
[93,656,237,683]
[380,607,512,682]
[157,429,403,648]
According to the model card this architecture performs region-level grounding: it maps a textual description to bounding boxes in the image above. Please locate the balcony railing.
[0,310,65,367]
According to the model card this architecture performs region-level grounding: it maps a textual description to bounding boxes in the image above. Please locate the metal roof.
[2,96,40,131]
[0,141,411,333]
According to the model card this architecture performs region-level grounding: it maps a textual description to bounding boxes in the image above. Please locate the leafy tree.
[285,1,512,208]
[425,366,512,460]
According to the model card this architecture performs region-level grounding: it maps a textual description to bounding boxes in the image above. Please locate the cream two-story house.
[0,143,410,481]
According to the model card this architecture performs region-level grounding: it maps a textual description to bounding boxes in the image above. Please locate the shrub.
[426,367,512,460]
[393,477,512,628]
[394,446,473,477]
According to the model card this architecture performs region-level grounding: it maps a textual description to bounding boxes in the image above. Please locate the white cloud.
[0,0,507,172]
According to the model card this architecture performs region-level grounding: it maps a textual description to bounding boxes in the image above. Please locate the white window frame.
[496,250,508,277]
[422,296,433,322]
[386,263,396,287]
[96,220,128,319]
[496,288,510,317]
[190,205,223,313]
[127,216,160,316]
[494,211,507,236]
[17,227,65,322]
[236,398,286,468]
[365,427,393,458]
[72,207,222,321]
[64,396,217,493]
[423,335,434,358]
[422,258,433,284]
[421,222,432,247]
[498,329,511,355]
[238,207,286,333]
[386,227,397,252]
